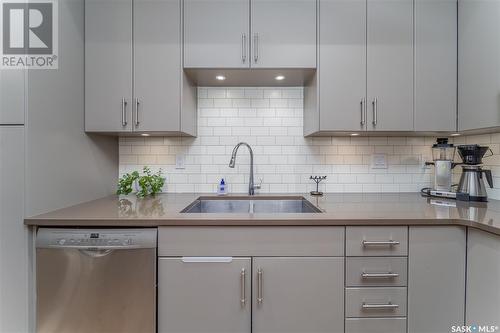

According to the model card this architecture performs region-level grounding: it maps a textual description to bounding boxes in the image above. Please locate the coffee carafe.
[457,145,494,202]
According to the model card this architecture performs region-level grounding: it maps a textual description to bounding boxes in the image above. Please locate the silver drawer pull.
[362,302,399,310]
[240,268,246,307]
[362,240,400,247]
[257,268,263,305]
[362,272,399,279]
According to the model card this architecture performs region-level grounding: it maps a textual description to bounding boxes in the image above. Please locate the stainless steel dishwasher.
[36,228,157,333]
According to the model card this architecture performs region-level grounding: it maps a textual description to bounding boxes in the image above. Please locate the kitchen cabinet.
[408,226,466,333]
[250,0,317,68]
[466,229,500,325]
[158,257,251,333]
[183,0,316,69]
[366,0,413,131]
[183,0,250,68]
[305,0,413,134]
[0,127,28,333]
[252,257,344,333]
[85,0,133,132]
[315,0,367,132]
[0,71,25,125]
[85,0,196,135]
[415,0,457,132]
[458,0,500,131]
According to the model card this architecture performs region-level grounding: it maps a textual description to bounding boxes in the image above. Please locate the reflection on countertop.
[24,192,500,235]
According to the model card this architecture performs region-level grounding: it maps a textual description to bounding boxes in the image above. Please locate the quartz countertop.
[24,193,500,235]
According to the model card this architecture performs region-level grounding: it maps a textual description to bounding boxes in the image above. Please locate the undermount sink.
[180,197,322,214]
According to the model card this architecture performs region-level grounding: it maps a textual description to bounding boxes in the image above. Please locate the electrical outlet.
[175,154,185,169]
[371,154,388,169]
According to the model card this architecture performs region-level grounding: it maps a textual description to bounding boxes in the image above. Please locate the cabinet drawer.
[346,318,407,333]
[346,257,407,287]
[158,227,344,256]
[346,227,408,256]
[346,287,407,318]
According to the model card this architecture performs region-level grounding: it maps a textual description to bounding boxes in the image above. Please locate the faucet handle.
[254,178,263,190]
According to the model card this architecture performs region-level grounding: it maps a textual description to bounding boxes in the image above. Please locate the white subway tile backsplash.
[118,87,500,198]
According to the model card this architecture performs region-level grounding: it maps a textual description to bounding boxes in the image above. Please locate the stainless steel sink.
[180,197,322,214]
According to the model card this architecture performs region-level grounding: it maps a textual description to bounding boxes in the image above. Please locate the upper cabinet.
[305,0,414,134]
[415,0,457,132]
[184,0,250,68]
[250,0,317,68]
[366,0,413,131]
[183,0,317,69]
[459,0,500,131]
[85,0,196,135]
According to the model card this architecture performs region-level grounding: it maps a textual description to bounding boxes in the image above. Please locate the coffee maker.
[422,138,459,198]
[456,145,494,202]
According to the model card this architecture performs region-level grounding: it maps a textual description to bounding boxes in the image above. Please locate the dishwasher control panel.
[36,228,157,249]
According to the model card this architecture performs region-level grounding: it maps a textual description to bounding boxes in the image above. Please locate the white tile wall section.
[119,87,500,198]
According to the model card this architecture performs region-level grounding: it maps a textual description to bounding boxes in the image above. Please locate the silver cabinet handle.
[362,240,400,247]
[121,98,128,126]
[242,33,247,63]
[253,33,259,63]
[257,268,263,305]
[362,272,399,279]
[240,268,246,307]
[362,302,399,310]
[134,98,140,127]
[360,98,366,126]
[372,98,378,126]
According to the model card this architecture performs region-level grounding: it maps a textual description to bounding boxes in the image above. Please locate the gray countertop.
[24,193,500,235]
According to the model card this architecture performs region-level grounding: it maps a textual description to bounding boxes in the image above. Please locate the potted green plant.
[117,166,165,197]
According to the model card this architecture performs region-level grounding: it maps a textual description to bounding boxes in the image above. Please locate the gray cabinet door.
[184,0,250,68]
[85,0,133,132]
[158,257,251,333]
[459,0,500,130]
[318,0,367,132]
[415,0,457,132]
[0,71,25,125]
[252,257,344,333]
[367,0,413,131]
[0,127,28,333]
[251,0,317,68]
[408,226,466,333]
[134,0,181,132]
[466,229,500,326]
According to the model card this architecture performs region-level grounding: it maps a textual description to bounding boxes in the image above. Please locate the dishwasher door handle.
[79,249,114,258]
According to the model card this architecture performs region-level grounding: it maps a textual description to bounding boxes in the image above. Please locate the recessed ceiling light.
[275,75,285,81]
[350,133,360,136]
[141,133,150,137]
[215,75,226,81]
[450,133,461,137]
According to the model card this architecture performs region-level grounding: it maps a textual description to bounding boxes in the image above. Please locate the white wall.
[119,87,500,198]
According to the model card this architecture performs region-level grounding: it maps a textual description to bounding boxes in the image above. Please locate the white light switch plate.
[371,154,388,169]
[175,154,185,169]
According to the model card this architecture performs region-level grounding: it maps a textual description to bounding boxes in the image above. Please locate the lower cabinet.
[158,257,251,333]
[408,226,466,333]
[466,229,500,326]
[252,257,344,333]
[158,256,344,333]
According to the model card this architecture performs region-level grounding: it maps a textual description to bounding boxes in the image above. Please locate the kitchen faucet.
[229,142,261,195]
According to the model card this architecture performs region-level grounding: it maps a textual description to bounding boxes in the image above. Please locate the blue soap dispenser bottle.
[218,178,227,195]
